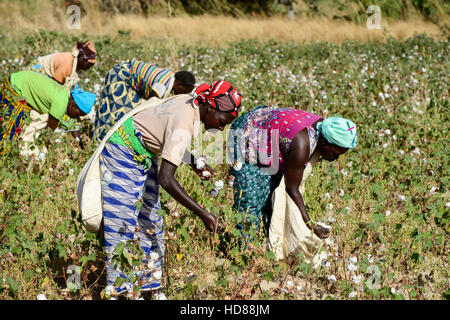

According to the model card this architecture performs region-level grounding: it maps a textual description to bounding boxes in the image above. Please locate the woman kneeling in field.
[93,59,196,143]
[96,80,241,297]
[0,71,95,156]
[228,105,357,243]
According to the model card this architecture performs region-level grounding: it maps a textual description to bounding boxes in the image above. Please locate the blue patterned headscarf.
[316,116,357,149]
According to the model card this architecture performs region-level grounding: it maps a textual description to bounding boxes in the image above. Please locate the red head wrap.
[193,80,242,118]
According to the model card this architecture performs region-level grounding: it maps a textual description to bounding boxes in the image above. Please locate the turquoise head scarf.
[316,116,357,149]
[70,84,96,115]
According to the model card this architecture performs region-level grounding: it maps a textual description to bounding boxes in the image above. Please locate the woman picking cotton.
[25,40,97,144]
[0,71,96,156]
[93,80,241,298]
[92,60,196,143]
[27,40,97,91]
[228,106,357,248]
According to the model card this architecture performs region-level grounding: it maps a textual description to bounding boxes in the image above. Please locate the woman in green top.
[0,70,96,155]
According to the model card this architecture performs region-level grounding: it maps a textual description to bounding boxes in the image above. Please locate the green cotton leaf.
[263,271,273,281]
[114,276,125,288]
[180,228,189,242]
[122,248,133,266]
[80,254,96,266]
[23,270,34,282]
[265,250,275,261]
[114,241,126,256]
[134,200,143,210]
[158,207,169,217]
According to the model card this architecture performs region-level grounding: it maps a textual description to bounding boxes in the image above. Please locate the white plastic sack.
[267,151,327,268]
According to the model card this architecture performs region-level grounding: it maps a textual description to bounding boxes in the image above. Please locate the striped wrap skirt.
[100,141,164,295]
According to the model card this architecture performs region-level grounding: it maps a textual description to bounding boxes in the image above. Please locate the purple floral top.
[240,107,322,172]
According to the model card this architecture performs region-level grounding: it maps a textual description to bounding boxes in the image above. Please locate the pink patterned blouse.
[240,107,323,172]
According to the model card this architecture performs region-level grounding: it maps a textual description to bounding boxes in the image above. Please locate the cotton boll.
[155,292,168,300]
[150,251,159,261]
[202,171,212,178]
[233,161,242,171]
[37,294,47,300]
[105,285,115,296]
[321,259,331,268]
[317,222,331,230]
[349,255,358,264]
[196,157,206,170]
[352,275,362,284]
[214,180,224,190]
[210,189,219,197]
[152,270,162,280]
[347,263,358,272]
[348,291,357,298]
[327,275,337,282]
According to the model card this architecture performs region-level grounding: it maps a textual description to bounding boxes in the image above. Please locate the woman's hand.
[201,212,225,233]
[192,163,217,181]
[313,225,331,239]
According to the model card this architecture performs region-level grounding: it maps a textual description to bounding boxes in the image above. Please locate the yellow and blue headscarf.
[316,116,357,149]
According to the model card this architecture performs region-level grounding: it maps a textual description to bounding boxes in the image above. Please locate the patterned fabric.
[93,61,144,143]
[100,141,164,295]
[237,106,322,172]
[129,60,174,99]
[0,77,31,154]
[26,57,47,77]
[229,106,321,233]
[108,117,156,169]
[193,80,242,118]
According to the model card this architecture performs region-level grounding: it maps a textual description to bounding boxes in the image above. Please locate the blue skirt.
[100,142,164,295]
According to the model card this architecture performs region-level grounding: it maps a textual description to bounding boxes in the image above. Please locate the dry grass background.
[0,0,445,45]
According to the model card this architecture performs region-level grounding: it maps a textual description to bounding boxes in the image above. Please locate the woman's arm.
[158,158,224,233]
[284,129,330,239]
[47,115,59,131]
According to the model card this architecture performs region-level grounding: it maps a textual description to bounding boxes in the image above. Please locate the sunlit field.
[0,29,448,300]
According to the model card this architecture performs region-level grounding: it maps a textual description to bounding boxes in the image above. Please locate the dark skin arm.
[47,115,59,131]
[284,129,330,239]
[48,115,85,149]
[158,159,224,233]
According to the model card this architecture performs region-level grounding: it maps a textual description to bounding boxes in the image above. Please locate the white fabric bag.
[76,96,171,232]
[267,151,328,268]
